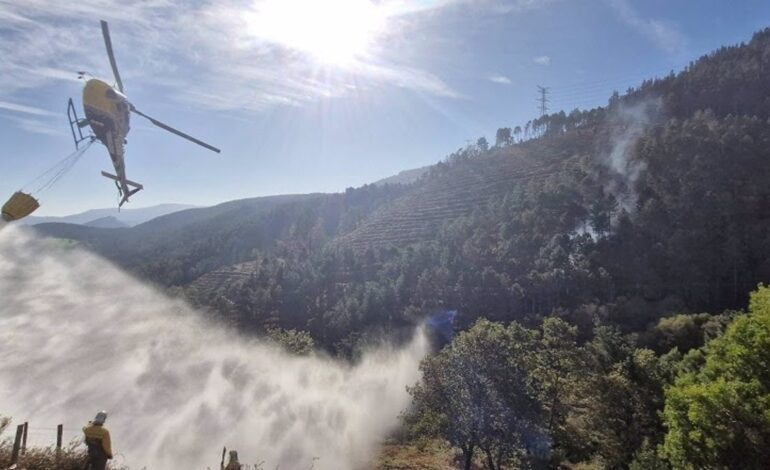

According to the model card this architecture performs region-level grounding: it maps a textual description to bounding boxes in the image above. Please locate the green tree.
[531,317,587,462]
[267,327,315,355]
[405,319,543,470]
[662,285,770,468]
[570,327,670,467]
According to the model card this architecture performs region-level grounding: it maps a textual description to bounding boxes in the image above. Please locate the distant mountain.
[83,216,128,229]
[22,203,197,227]
[372,166,430,186]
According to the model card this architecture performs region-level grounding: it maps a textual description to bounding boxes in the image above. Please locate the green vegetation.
[376,440,456,469]
[405,319,542,469]
[662,286,770,468]
[0,443,115,470]
[403,286,770,468]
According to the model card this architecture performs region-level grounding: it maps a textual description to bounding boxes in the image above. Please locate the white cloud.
[0,100,61,136]
[0,114,63,136]
[357,62,465,98]
[0,100,57,117]
[403,0,559,15]
[605,0,687,55]
[534,55,551,66]
[488,74,512,85]
[0,0,462,116]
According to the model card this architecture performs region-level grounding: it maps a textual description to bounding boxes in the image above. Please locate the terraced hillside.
[184,131,596,299]
[187,260,257,300]
[336,131,593,251]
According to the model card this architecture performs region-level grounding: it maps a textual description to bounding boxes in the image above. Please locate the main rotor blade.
[101,20,124,93]
[131,108,221,153]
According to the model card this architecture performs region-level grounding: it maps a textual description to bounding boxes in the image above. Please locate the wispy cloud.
[488,74,512,85]
[533,55,551,66]
[605,0,687,55]
[401,0,559,15]
[0,99,61,136]
[0,114,63,137]
[357,62,465,98]
[0,100,57,117]
[0,0,463,117]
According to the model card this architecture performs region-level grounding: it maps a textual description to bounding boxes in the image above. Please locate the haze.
[1,0,768,215]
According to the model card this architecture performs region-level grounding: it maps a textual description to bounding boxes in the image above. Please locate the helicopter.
[67,20,220,207]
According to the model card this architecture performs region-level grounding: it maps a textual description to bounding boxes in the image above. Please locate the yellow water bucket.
[2,191,40,221]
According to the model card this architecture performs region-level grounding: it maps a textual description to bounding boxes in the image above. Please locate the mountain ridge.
[22,203,198,227]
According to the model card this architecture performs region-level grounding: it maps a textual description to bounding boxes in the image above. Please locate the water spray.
[0,227,429,469]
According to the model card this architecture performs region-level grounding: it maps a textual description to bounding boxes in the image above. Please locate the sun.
[246,0,387,66]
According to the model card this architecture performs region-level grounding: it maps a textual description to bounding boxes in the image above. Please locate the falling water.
[0,226,428,469]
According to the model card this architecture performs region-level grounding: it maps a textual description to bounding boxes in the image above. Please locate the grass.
[0,440,117,470]
[375,440,471,470]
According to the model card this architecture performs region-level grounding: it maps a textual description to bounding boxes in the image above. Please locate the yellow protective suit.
[83,422,113,459]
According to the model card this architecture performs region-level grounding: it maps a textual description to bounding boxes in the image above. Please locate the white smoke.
[0,226,428,469]
[602,98,662,209]
[606,98,661,180]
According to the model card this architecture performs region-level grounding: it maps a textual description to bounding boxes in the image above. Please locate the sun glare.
[247,0,387,66]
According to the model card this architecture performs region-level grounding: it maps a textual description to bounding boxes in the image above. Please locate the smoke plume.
[601,98,662,209]
[0,227,428,469]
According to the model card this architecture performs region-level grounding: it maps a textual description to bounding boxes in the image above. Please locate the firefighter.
[83,411,113,470]
[222,450,242,470]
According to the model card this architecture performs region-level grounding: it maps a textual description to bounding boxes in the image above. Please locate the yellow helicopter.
[68,20,220,207]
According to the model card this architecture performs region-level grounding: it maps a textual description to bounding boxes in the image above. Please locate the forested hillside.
[32,27,770,468]
[182,29,770,348]
[35,189,406,285]
[33,27,770,348]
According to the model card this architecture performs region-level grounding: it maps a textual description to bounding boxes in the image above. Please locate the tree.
[495,128,512,147]
[645,312,734,354]
[629,439,670,470]
[268,327,315,354]
[405,320,543,469]
[662,285,770,469]
[477,136,490,152]
[513,126,522,142]
[589,186,618,238]
[531,318,587,462]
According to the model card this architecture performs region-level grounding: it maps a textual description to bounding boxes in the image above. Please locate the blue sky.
[1,0,769,215]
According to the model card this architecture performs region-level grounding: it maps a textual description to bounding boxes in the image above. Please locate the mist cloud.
[0,227,428,469]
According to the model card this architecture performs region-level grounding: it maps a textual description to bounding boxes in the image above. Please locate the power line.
[537,86,550,117]
[530,62,691,114]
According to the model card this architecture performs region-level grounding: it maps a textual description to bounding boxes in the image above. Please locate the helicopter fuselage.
[63,21,217,208]
[82,78,137,205]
